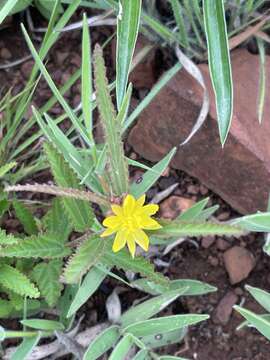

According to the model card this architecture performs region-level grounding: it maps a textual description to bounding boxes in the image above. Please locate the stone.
[216,238,231,251]
[201,236,215,249]
[213,291,238,325]
[159,195,195,219]
[223,246,256,284]
[128,49,270,214]
[0,47,11,59]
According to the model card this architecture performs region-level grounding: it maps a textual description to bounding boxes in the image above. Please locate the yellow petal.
[141,204,159,216]
[100,228,117,237]
[136,195,146,208]
[127,237,136,258]
[141,217,162,230]
[103,216,121,228]
[134,229,149,251]
[123,194,136,216]
[111,205,123,216]
[112,230,127,252]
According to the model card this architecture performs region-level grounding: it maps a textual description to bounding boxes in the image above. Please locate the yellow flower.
[101,194,161,257]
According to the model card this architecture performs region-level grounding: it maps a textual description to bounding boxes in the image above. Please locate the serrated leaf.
[93,44,129,196]
[43,198,72,242]
[1,233,70,259]
[64,235,106,284]
[0,228,19,245]
[13,200,38,235]
[83,325,120,360]
[0,264,39,298]
[31,260,63,306]
[104,249,168,286]
[154,221,244,238]
[44,143,94,232]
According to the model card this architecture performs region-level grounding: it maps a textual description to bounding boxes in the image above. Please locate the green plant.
[234,285,270,341]
[0,0,85,184]
[1,4,270,358]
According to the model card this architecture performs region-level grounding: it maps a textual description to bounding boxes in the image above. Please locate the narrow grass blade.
[21,25,91,146]
[82,13,93,138]
[124,63,181,132]
[257,38,266,123]
[169,0,189,48]
[203,0,233,145]
[0,0,18,24]
[116,0,142,109]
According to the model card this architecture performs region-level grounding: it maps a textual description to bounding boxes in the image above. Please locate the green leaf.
[121,288,188,328]
[132,350,149,360]
[83,325,120,360]
[67,266,107,318]
[21,319,64,331]
[234,305,270,340]
[132,278,216,297]
[141,328,186,350]
[43,198,72,242]
[232,212,270,232]
[94,44,129,196]
[1,233,70,258]
[13,200,38,235]
[0,299,13,318]
[154,221,244,238]
[169,0,189,48]
[177,198,210,221]
[64,235,106,284]
[82,13,93,137]
[203,0,233,145]
[123,314,209,337]
[0,264,39,298]
[104,249,168,286]
[108,334,133,360]
[130,147,176,198]
[0,162,17,178]
[116,0,142,109]
[0,228,19,245]
[124,64,182,132]
[31,260,63,307]
[257,38,266,123]
[21,24,91,146]
[44,143,94,232]
[0,0,20,23]
[11,334,41,360]
[245,285,270,313]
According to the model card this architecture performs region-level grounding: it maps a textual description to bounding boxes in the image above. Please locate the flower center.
[123,215,138,231]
